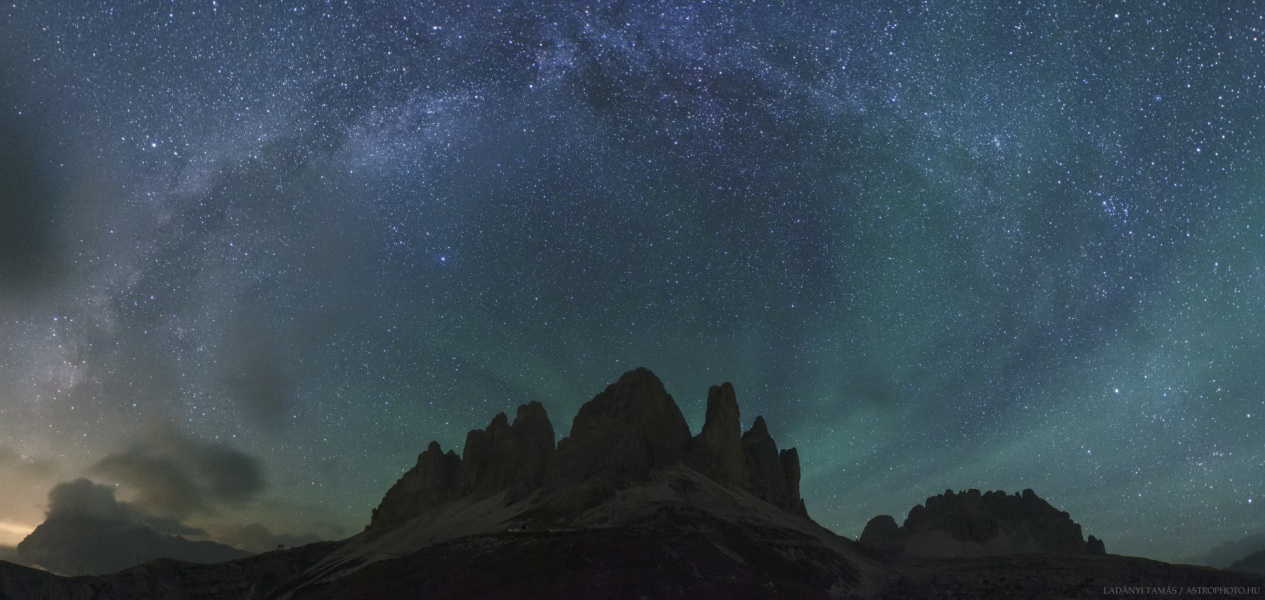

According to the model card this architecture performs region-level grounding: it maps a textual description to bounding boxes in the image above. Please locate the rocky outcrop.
[504,401,556,499]
[369,368,808,534]
[369,441,461,531]
[859,514,902,550]
[860,488,1104,558]
[685,384,806,516]
[779,448,807,516]
[456,402,556,501]
[454,413,508,497]
[687,383,747,487]
[741,417,793,514]
[370,401,556,532]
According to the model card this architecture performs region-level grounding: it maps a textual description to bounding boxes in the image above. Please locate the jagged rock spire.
[368,368,809,533]
[688,383,747,487]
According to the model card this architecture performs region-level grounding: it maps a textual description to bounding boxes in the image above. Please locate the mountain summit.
[367,367,808,538]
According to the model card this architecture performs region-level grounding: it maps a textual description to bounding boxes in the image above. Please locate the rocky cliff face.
[457,401,556,501]
[681,382,807,515]
[860,488,1104,558]
[549,367,693,487]
[367,367,807,533]
[369,441,461,531]
[687,382,747,487]
[369,401,555,532]
[735,416,806,515]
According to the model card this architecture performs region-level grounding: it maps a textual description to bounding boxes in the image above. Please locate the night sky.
[2,1,1263,563]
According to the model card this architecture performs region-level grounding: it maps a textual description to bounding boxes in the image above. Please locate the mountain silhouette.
[1,368,1262,598]
[860,488,1105,558]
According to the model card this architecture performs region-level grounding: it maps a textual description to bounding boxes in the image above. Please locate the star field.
[1,1,1263,562]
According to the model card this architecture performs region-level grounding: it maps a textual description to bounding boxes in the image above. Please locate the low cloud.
[88,424,265,519]
[13,430,333,576]
[45,477,200,536]
[46,476,132,522]
[17,479,248,576]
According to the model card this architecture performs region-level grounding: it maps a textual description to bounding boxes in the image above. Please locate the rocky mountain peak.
[369,441,460,531]
[368,368,808,534]
[746,415,770,438]
[506,400,555,501]
[738,414,802,515]
[513,400,550,429]
[549,367,693,486]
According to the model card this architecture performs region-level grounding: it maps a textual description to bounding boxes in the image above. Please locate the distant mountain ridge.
[1231,547,1265,576]
[12,477,253,576]
[860,488,1107,558]
[16,513,250,576]
[1,367,1262,599]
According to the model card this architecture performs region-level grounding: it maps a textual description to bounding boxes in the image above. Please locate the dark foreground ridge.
[2,368,1262,599]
